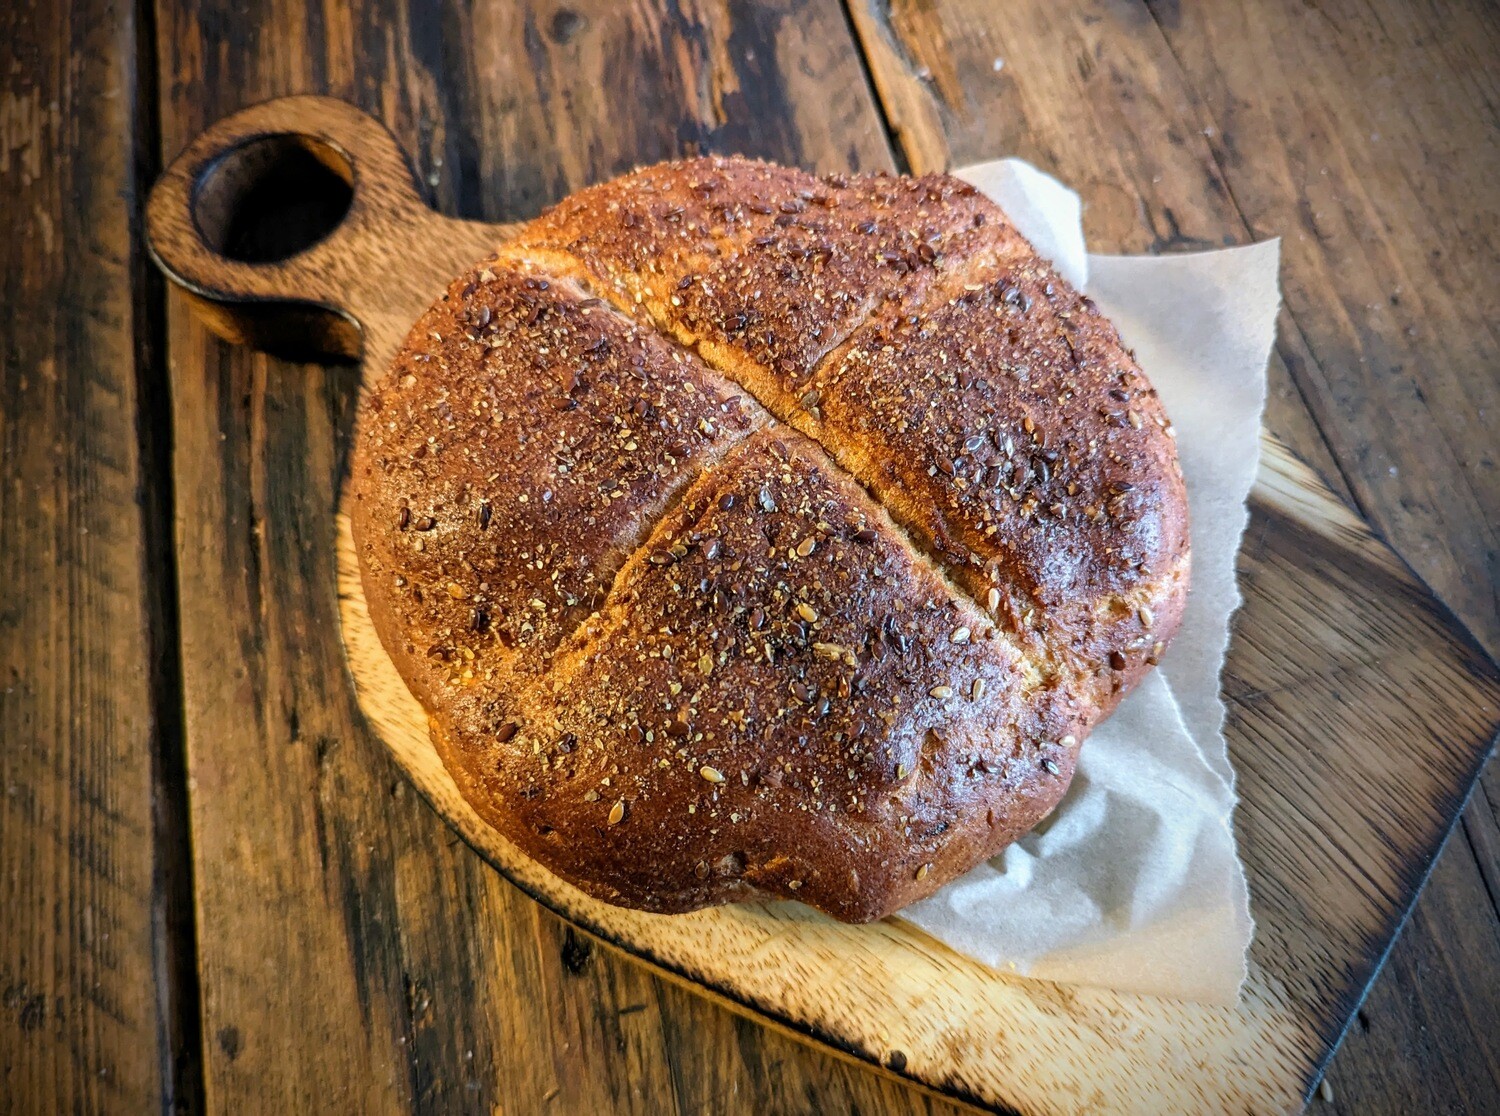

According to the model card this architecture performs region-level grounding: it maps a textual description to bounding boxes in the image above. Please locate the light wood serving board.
[147,96,1500,1115]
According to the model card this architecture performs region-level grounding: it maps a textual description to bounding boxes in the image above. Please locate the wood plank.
[1140,0,1500,658]
[842,3,1500,1108]
[153,1,963,1111]
[0,0,190,1111]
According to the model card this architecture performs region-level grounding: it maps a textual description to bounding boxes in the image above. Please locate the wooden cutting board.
[146,95,1500,1115]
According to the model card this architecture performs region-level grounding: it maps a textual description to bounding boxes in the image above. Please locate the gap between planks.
[130,0,208,1107]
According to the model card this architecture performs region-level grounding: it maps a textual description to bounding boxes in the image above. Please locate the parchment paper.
[895,160,1279,1005]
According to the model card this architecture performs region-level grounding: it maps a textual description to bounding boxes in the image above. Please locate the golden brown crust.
[507,159,1019,401]
[351,156,1190,923]
[351,256,766,708]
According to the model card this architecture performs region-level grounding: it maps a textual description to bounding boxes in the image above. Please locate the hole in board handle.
[183,134,363,360]
[193,134,354,264]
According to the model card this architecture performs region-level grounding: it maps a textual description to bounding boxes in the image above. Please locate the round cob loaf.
[351,157,1189,922]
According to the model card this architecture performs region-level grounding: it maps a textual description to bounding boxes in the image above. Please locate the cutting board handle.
[147,95,508,366]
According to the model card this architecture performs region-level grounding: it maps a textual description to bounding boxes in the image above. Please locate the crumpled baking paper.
[896,159,1278,1005]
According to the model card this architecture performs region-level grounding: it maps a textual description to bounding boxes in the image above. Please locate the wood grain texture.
[843,1,1500,1108]
[153,1,966,1112]
[0,0,192,1111]
[1142,0,1500,657]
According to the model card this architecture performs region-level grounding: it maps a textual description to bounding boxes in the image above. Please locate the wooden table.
[4,1,1495,1112]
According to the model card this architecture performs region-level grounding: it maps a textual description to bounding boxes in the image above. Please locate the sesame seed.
[896,763,910,780]
[1138,605,1154,629]
[1043,759,1061,775]
[608,800,626,825]
[700,765,725,783]
[796,536,817,557]
[970,678,986,700]
[929,685,954,700]
[986,587,1000,612]
[812,642,854,665]
[796,602,818,623]
[447,582,468,599]
[915,864,930,881]
[1061,735,1077,748]
[950,626,971,644]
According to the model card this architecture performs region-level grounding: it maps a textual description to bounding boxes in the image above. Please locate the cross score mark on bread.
[351,157,1190,923]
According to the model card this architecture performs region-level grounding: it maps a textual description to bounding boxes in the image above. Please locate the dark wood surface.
[3,1,1495,1113]
[1,0,197,1111]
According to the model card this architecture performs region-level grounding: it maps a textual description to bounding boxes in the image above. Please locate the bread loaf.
[351,157,1189,923]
